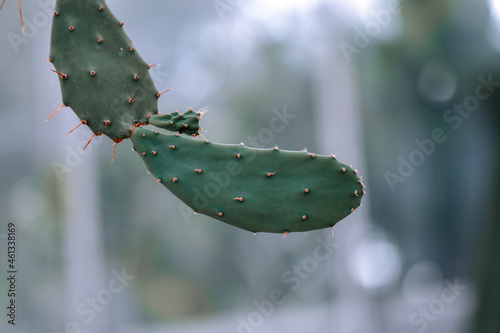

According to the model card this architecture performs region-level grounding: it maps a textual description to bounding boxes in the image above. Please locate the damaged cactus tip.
[148,107,207,137]
[130,127,365,234]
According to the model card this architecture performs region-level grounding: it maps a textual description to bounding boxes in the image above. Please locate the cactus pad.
[131,128,364,234]
[49,0,159,141]
[148,108,203,137]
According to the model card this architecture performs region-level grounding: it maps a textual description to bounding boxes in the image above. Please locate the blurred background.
[0,0,498,332]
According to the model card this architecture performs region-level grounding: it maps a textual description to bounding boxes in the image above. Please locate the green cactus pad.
[148,108,203,137]
[49,0,159,141]
[131,128,365,234]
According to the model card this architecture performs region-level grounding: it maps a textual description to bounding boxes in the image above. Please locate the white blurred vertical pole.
[62,141,109,333]
[30,12,110,332]
[309,16,379,333]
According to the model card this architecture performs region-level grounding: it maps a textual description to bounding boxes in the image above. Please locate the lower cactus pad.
[131,127,364,234]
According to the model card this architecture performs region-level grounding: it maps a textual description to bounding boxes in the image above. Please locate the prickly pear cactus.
[131,128,364,234]
[45,0,365,235]
[49,0,159,141]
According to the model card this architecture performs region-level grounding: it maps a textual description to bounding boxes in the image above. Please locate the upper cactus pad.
[49,0,159,141]
[131,128,365,234]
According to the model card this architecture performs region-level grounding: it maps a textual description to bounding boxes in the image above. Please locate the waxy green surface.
[50,0,159,140]
[131,128,364,234]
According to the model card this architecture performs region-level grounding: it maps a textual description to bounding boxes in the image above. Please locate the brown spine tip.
[103,120,110,126]
[130,46,135,52]
[304,188,310,193]
[81,134,96,153]
[351,208,355,213]
[69,26,74,31]
[142,134,146,138]
[205,140,210,144]
[44,104,67,123]
[90,70,96,76]
[66,119,86,135]
[236,153,242,159]
[218,212,224,217]
[120,22,125,26]
[342,167,346,173]
[152,151,157,155]
[142,152,146,156]
[98,37,103,43]
[308,153,316,158]
[54,11,58,16]
[129,93,138,104]
[194,169,202,174]
[354,190,358,196]
[173,177,178,182]
[331,154,337,159]
[302,215,307,220]
[274,145,279,151]
[169,145,176,150]
[233,197,244,202]
[267,172,276,177]
[51,69,67,79]
[112,139,122,165]
[99,6,104,10]
[134,73,141,80]
[154,131,159,134]
[157,179,162,183]
[183,123,189,128]
[157,88,172,98]
[283,231,288,238]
